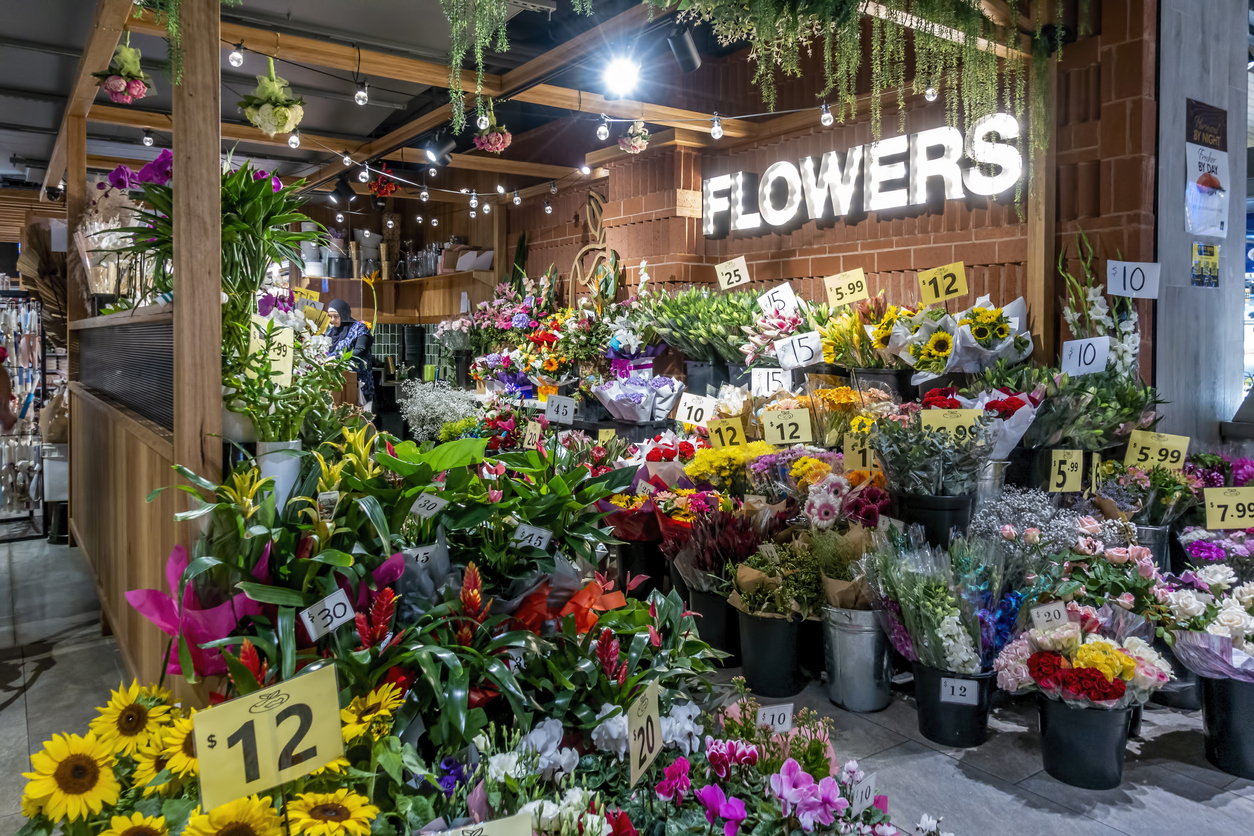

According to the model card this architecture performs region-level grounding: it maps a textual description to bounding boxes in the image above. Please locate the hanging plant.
[93,36,155,105]
[440,0,511,134]
[369,164,399,198]
[238,57,306,138]
[472,100,513,153]
[618,120,650,155]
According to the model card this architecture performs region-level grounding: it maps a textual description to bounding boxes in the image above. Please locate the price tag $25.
[715,256,751,291]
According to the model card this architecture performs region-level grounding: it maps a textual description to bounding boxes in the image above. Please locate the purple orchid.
[137,149,173,186]
[107,164,140,191]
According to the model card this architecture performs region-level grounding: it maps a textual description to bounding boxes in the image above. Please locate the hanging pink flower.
[102,75,127,93]
[107,91,134,105]
[126,78,148,98]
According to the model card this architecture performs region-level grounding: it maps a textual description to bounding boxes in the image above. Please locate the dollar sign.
[206,734,217,749]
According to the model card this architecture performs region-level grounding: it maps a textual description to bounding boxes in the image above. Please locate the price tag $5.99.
[675,393,719,427]
[1048,450,1083,493]
[1124,430,1189,472]
[763,408,813,445]
[628,681,661,787]
[824,268,870,308]
[193,664,343,811]
[1205,487,1254,529]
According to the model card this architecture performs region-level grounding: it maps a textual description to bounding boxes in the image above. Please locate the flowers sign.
[93,41,154,105]
[238,57,306,137]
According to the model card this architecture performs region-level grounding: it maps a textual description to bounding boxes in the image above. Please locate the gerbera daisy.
[91,681,172,756]
[849,415,875,434]
[162,711,198,777]
[288,789,380,836]
[184,796,281,836]
[340,683,404,743]
[101,812,168,836]
[542,356,558,372]
[23,732,120,822]
[925,331,953,356]
[133,737,178,797]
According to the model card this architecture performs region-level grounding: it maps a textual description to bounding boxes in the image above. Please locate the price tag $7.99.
[1205,487,1254,529]
[628,681,661,787]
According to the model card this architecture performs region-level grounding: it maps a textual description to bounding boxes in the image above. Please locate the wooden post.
[1025,48,1058,364]
[493,206,508,284]
[172,0,222,532]
[65,113,87,544]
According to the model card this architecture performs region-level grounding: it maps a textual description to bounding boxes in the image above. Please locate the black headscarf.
[326,298,354,344]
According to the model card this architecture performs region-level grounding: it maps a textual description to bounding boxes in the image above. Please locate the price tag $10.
[755,703,793,734]
[850,772,877,817]
[676,393,719,427]
[1205,487,1254,529]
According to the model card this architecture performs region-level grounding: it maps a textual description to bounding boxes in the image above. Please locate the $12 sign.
[939,677,978,706]
[628,681,661,787]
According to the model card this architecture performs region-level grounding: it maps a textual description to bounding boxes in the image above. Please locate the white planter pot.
[257,440,303,507]
[221,387,258,443]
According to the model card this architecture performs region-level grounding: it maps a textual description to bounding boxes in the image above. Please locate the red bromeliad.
[356,587,400,651]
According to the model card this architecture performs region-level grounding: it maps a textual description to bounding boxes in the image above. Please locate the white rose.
[1168,589,1207,621]
[1197,565,1237,593]
[1215,606,1254,638]
[1233,582,1254,609]
[1206,622,1233,639]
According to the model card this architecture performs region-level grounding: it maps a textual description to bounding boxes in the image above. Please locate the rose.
[1197,564,1237,592]
[126,77,147,98]
[102,74,127,93]
[1077,516,1103,536]
[1023,527,1040,545]
[1000,524,1017,541]
[1128,545,1152,562]
[1073,537,1103,556]
[1056,668,1083,697]
[107,91,133,105]
[1114,592,1136,610]
[1135,556,1157,579]
[1026,651,1064,682]
[1104,547,1130,564]
[1214,606,1253,638]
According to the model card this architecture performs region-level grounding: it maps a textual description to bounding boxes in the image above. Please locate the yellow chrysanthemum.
[790,456,833,489]
[101,811,168,836]
[1075,640,1137,682]
[341,683,404,743]
[288,789,379,836]
[133,736,178,797]
[162,711,198,778]
[970,324,991,342]
[850,415,875,434]
[925,331,953,357]
[91,681,172,756]
[184,796,282,836]
[23,732,120,822]
[994,323,1010,340]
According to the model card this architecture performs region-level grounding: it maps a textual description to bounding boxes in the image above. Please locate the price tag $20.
[1030,601,1068,631]
[628,681,661,787]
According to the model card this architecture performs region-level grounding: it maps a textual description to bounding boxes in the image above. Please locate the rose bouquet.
[1160,565,1254,682]
[618,120,651,154]
[435,316,474,351]
[473,101,512,153]
[93,40,154,104]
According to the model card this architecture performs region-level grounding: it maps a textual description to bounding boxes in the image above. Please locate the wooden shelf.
[387,270,496,288]
[68,304,172,331]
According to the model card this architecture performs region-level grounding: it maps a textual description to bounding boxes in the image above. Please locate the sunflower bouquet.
[960,305,1020,351]
[820,294,902,369]
[903,312,956,375]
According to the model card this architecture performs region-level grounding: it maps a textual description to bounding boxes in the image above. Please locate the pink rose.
[1074,538,1103,556]
[107,91,134,105]
[1077,516,1102,536]
[1136,557,1157,579]
[1001,524,1017,541]
[102,74,126,93]
[1114,592,1136,610]
[1024,527,1040,545]
[126,78,147,98]
[1104,547,1131,564]
[1128,545,1152,562]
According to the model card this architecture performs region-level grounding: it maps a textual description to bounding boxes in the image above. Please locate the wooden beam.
[509,85,758,138]
[488,167,607,204]
[863,2,1030,58]
[42,0,135,200]
[1025,48,1057,364]
[87,104,365,153]
[382,148,580,180]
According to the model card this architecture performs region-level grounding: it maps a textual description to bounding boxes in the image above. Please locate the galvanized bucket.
[1137,525,1171,574]
[975,460,1010,513]
[822,606,891,712]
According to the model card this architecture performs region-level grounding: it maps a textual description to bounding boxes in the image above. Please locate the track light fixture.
[425,134,456,167]
[667,25,701,73]
[331,176,357,205]
[603,56,640,100]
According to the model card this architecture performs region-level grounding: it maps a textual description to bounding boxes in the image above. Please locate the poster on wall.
[1184,98,1228,237]
[1190,241,1219,288]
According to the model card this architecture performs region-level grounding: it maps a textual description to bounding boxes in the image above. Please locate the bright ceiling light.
[603,56,640,99]
[288,130,300,149]
[228,44,244,67]
[354,81,370,106]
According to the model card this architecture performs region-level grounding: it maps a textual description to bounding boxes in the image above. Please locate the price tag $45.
[544,395,576,425]
[511,523,553,552]
[1205,487,1254,529]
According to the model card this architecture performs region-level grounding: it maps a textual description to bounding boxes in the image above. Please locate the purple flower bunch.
[769,759,850,833]
[655,756,691,806]
[100,149,173,192]
[1234,457,1254,487]
[695,784,748,836]
[1187,540,1228,562]
[434,755,469,797]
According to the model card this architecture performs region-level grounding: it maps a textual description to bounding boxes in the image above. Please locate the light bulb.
[460,188,469,194]
[354,81,369,106]
[342,153,352,166]
[358,167,370,182]
[496,184,505,194]
[288,130,300,149]
[469,191,478,208]
[428,167,437,177]
[419,188,429,202]
[386,218,394,229]
[335,212,344,222]
[549,180,557,194]
[469,209,476,219]
[430,217,438,227]
[710,114,723,140]
[415,214,423,223]
[482,203,490,214]
[477,112,490,130]
[142,130,154,147]
[925,86,938,102]
[597,118,610,141]
[512,189,521,206]
[603,57,640,98]
[228,44,244,67]
[820,103,833,127]
[544,200,552,214]
[580,165,591,175]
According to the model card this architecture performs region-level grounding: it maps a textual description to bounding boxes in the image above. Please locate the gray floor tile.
[0,548,12,650]
[22,637,124,755]
[0,658,26,819]
[10,542,99,647]
[790,681,910,761]
[0,812,26,836]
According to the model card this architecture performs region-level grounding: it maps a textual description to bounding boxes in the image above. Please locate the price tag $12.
[939,676,978,706]
[707,418,744,449]
[917,261,968,304]
[763,408,813,445]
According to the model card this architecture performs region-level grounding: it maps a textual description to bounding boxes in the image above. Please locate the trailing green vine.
[135,0,242,85]
[440,0,514,134]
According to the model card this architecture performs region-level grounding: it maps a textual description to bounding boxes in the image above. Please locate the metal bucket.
[1137,525,1171,574]
[822,606,892,712]
[975,460,1009,513]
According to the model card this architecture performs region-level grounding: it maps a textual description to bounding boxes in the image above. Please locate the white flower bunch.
[660,702,703,756]
[517,718,579,781]
[398,379,481,442]
[1166,579,1254,650]
[917,814,955,836]
[591,703,628,760]
[520,788,612,836]
[937,613,980,674]
[1059,230,1141,375]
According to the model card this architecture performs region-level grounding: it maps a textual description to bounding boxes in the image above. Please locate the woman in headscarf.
[325,299,376,410]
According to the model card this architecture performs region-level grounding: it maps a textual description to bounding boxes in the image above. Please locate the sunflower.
[91,681,172,756]
[976,307,1001,324]
[184,796,282,836]
[970,323,991,342]
[162,711,198,778]
[340,683,404,743]
[23,732,120,822]
[994,323,1010,340]
[21,792,43,819]
[288,789,380,836]
[101,812,168,836]
[139,684,174,705]
[925,331,953,356]
[133,737,178,797]
[309,757,351,778]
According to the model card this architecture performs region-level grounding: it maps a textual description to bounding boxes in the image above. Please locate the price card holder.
[1030,601,1068,631]
[755,702,794,734]
[715,256,751,291]
[708,418,745,449]
[628,681,661,787]
[1106,260,1161,299]
[758,283,799,316]
[843,434,880,472]
[433,813,532,836]
[938,676,979,706]
[1204,487,1254,529]
[248,316,295,387]
[544,395,576,425]
[675,393,719,427]
[850,773,877,817]
[774,331,824,371]
[763,409,813,445]
[1048,450,1083,493]
[292,286,319,303]
[1060,336,1110,377]
[1125,430,1189,472]
[824,268,870,308]
[299,588,355,641]
[917,261,968,304]
[598,428,616,443]
[410,492,448,520]
[523,421,543,451]
[511,523,553,552]
[194,664,343,810]
[751,367,790,398]
[316,491,340,522]
[920,409,982,441]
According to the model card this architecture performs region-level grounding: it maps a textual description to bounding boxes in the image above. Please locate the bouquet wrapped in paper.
[899,297,1033,384]
[1160,565,1254,682]
[648,375,686,420]
[954,386,1042,460]
[593,376,656,422]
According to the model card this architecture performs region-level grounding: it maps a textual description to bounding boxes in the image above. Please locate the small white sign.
[1030,601,1069,631]
[1060,335,1110,377]
[675,393,719,427]
[544,395,576,425]
[715,256,751,291]
[850,772,877,816]
[511,523,553,552]
[636,481,657,497]
[751,367,790,398]
[298,587,355,641]
[939,677,979,706]
[410,542,446,566]
[410,492,448,520]
[316,491,340,523]
[774,331,823,371]
[758,283,799,317]
[755,702,794,734]
[1106,260,1161,299]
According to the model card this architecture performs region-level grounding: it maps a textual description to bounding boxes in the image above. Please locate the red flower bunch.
[678,441,695,459]
[922,388,962,410]
[1027,650,1064,684]
[1001,385,1042,407]
[604,809,637,836]
[1057,668,1127,702]
[356,587,401,651]
[526,330,559,347]
[369,164,398,197]
[984,396,1026,418]
[646,447,677,463]
[596,627,628,685]
[845,485,890,529]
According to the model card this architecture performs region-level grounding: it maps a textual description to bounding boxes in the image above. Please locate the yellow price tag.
[302,306,329,335]
[598,428,616,443]
[842,434,879,472]
[824,268,870,308]
[763,408,813,445]
[628,680,661,787]
[1048,450,1084,493]
[523,421,543,450]
[193,664,343,811]
[1124,430,1189,471]
[1205,487,1254,529]
[920,409,982,442]
[917,261,968,304]
[248,315,295,387]
[1087,453,1102,498]
[292,286,319,303]
[708,418,745,448]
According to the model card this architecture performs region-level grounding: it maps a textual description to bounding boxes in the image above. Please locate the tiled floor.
[0,541,1251,836]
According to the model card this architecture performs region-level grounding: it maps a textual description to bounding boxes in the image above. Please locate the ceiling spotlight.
[419,188,429,202]
[142,129,154,147]
[710,113,723,140]
[386,217,395,229]
[544,200,552,215]
[667,25,702,73]
[288,130,301,149]
[425,134,456,167]
[358,166,370,183]
[228,43,244,68]
[597,114,610,141]
[476,112,490,130]
[415,214,423,223]
[820,103,833,127]
[469,190,478,209]
[469,209,477,219]
[331,176,357,205]
[431,217,438,227]
[335,212,345,222]
[603,56,640,100]
[580,164,591,175]
[924,86,939,102]
[428,166,437,177]
[482,203,491,214]
[354,81,369,106]
[549,180,557,194]
[496,184,505,194]
[512,189,521,206]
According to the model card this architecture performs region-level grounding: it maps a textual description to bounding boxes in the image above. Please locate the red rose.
[922,390,962,410]
[1074,667,1110,699]
[646,448,663,462]
[678,441,695,458]
[1027,651,1064,682]
[1037,674,1060,692]
[1056,668,1083,698]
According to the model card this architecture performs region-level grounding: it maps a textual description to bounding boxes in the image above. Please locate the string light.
[431,217,438,227]
[580,165,591,175]
[710,113,723,140]
[469,209,477,218]
[482,203,491,214]
[428,166,437,177]
[415,214,423,223]
[142,129,154,147]
[386,217,394,229]
[820,103,833,127]
[477,112,490,130]
[596,114,610,141]
[544,200,552,214]
[341,152,352,166]
[496,184,505,194]
[358,166,370,182]
[335,212,344,222]
[419,188,429,201]
[549,180,557,194]
[354,81,369,106]
[228,43,244,67]
[287,130,300,148]
[925,87,938,102]
[469,190,478,209]
[512,189,521,206]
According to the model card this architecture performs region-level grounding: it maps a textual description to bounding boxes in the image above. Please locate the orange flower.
[543,356,559,372]
[847,470,887,489]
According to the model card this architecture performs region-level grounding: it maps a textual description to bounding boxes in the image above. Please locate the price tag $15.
[774,331,823,371]
[1205,487,1254,529]
[628,681,661,787]
[1030,601,1068,631]
[842,434,879,472]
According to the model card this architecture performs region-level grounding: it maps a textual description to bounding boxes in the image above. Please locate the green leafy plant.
[647,288,757,363]
[871,414,994,496]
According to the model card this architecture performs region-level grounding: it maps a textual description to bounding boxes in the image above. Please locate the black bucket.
[1150,638,1201,711]
[852,368,907,399]
[728,362,751,389]
[617,540,666,599]
[1038,696,1133,789]
[668,562,691,602]
[690,590,740,666]
[1201,676,1254,779]
[912,663,994,747]
[1128,703,1143,738]
[684,361,730,398]
[891,493,975,548]
[453,350,474,389]
[739,611,804,697]
[799,617,825,676]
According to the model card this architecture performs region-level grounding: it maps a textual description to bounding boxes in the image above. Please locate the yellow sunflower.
[925,331,953,357]
[288,789,380,836]
[977,307,1001,324]
[139,684,174,705]
[309,757,351,778]
[21,792,43,819]
[101,812,168,836]
[340,683,404,743]
[91,681,172,756]
[133,737,179,797]
[23,732,120,822]
[970,323,991,342]
[184,796,282,836]
[994,323,1010,340]
[161,711,198,778]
